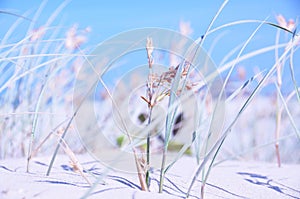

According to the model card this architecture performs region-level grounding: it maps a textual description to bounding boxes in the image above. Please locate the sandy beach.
[1,2,299,199]
[1,154,299,199]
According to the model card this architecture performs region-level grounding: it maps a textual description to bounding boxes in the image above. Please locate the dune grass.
[0,2,299,199]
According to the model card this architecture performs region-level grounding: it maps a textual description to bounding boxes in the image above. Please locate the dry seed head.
[146,37,153,55]
[138,155,149,175]
[146,37,154,67]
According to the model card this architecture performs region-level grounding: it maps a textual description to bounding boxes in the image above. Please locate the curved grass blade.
[158,59,184,193]
[195,0,229,45]
[214,133,295,166]
[0,10,32,46]
[27,67,51,172]
[227,70,265,102]
[288,31,300,103]
[186,28,296,197]
[46,79,97,176]
[159,1,230,194]
[197,17,267,196]
[0,10,33,22]
[275,84,300,140]
[206,20,297,38]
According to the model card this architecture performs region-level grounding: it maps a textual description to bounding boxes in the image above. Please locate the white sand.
[0,154,299,199]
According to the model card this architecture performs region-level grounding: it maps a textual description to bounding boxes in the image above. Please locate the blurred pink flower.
[276,14,295,32]
[237,66,246,81]
[84,26,92,33]
[30,26,45,41]
[65,25,88,50]
[179,20,193,36]
[170,21,193,66]
[71,57,84,75]
[287,20,295,32]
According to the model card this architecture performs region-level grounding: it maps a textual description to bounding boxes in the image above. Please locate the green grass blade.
[220,18,267,98]
[186,31,296,197]
[219,42,244,67]
[26,68,50,172]
[288,33,300,103]
[164,141,193,173]
[195,0,229,45]
[46,79,98,176]
[199,17,266,188]
[214,133,295,166]
[226,70,265,102]
[275,84,300,140]
[206,20,297,38]
[158,60,183,193]
[0,10,33,21]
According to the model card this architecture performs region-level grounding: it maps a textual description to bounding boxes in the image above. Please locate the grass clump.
[1,2,299,199]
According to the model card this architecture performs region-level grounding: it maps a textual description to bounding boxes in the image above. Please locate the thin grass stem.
[186,32,296,197]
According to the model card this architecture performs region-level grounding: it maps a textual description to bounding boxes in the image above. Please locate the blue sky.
[1,1,299,35]
[1,1,299,40]
[0,0,299,94]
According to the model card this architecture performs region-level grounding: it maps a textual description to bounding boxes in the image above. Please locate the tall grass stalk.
[28,42,74,172]
[145,37,154,188]
[186,27,299,197]
[77,46,150,192]
[1,3,299,199]
[158,58,183,193]
[275,84,300,139]
[31,119,69,158]
[45,84,88,176]
[214,133,295,166]
[27,68,50,172]
[273,23,298,167]
[288,32,300,102]
[201,15,266,186]
[274,28,284,167]
[158,0,230,194]
[0,1,82,161]
[56,131,92,185]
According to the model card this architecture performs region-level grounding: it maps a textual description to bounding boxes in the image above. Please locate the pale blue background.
[1,0,299,94]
